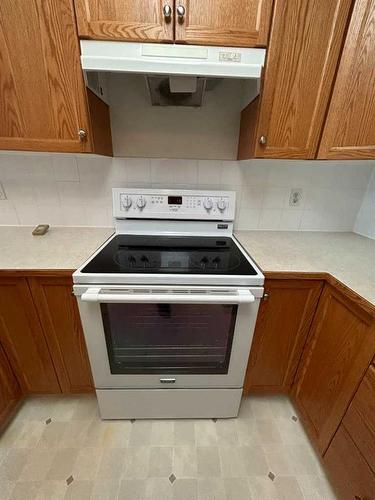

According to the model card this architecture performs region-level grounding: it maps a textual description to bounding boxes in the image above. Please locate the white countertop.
[235,231,375,308]
[0,226,374,308]
[0,226,114,270]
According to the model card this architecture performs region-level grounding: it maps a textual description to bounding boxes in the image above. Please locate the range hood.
[80,41,266,80]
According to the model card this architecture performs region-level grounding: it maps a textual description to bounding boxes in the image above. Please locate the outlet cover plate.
[0,182,7,200]
[289,188,303,207]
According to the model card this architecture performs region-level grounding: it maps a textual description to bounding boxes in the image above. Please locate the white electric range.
[74,188,264,419]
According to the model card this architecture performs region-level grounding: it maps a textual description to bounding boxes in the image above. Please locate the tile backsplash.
[0,153,374,235]
[355,168,375,239]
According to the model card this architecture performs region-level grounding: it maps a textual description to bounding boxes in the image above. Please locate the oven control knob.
[136,196,147,209]
[203,197,213,211]
[121,195,132,210]
[217,199,227,212]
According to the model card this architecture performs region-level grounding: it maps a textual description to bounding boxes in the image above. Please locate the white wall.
[355,167,375,239]
[0,152,374,232]
[108,75,249,160]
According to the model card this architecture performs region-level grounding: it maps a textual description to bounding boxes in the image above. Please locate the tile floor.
[0,395,337,500]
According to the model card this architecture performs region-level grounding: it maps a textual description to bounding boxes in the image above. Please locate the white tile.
[215,420,238,446]
[258,209,282,230]
[198,478,226,500]
[125,158,151,184]
[241,161,269,186]
[219,447,247,478]
[221,161,243,185]
[148,447,173,477]
[241,185,264,209]
[0,155,34,180]
[195,421,218,447]
[263,187,289,209]
[197,161,222,185]
[1,180,35,203]
[129,421,152,447]
[224,478,251,500]
[52,155,79,182]
[14,204,39,226]
[122,447,150,479]
[197,447,221,477]
[172,478,197,500]
[77,156,112,183]
[0,205,19,225]
[173,447,197,478]
[236,209,260,230]
[280,209,303,230]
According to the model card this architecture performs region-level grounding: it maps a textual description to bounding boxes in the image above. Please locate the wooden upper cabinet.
[29,276,94,394]
[318,0,375,159]
[244,279,323,394]
[293,283,375,454]
[175,0,274,47]
[0,343,22,431]
[0,278,60,394]
[75,0,174,42]
[0,0,112,155]
[238,0,353,159]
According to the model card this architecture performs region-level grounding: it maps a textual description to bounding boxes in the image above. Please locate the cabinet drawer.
[325,425,375,500]
[343,364,375,473]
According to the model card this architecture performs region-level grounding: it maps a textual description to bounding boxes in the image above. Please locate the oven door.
[75,285,261,389]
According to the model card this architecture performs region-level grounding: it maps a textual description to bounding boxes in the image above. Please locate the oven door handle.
[80,288,255,304]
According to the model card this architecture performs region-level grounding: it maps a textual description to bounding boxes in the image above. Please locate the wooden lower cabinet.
[325,425,375,500]
[0,278,60,394]
[244,279,323,393]
[0,343,22,432]
[0,273,94,397]
[293,282,375,454]
[29,277,93,394]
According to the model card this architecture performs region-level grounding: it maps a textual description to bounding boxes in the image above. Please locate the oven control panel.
[113,189,236,221]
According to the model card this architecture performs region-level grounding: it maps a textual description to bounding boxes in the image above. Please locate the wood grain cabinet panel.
[0,0,112,154]
[318,0,375,159]
[29,277,94,394]
[0,343,22,432]
[324,425,375,500]
[75,0,174,42]
[175,0,274,47]
[343,364,375,472]
[0,278,60,394]
[244,279,323,394]
[238,0,353,159]
[293,283,375,454]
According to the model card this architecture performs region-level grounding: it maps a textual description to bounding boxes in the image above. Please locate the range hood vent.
[146,76,207,107]
[80,41,266,80]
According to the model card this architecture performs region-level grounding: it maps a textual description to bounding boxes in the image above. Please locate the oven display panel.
[168,196,183,205]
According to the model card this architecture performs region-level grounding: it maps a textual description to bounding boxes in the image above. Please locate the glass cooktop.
[82,235,258,276]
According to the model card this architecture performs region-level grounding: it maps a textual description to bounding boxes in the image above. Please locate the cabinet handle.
[259,135,267,145]
[163,4,172,21]
[78,129,87,141]
[176,4,186,22]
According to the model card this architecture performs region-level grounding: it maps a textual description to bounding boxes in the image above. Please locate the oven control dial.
[203,197,213,211]
[136,196,147,209]
[121,195,133,211]
[217,199,227,212]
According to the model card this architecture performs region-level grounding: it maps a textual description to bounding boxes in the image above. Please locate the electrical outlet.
[289,188,303,207]
[0,182,7,200]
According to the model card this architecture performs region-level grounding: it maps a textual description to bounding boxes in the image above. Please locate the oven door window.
[101,303,237,374]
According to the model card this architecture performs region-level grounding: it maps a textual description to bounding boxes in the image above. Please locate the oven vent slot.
[103,288,234,296]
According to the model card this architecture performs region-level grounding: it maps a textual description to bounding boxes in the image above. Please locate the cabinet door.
[0,278,60,394]
[75,0,174,42]
[293,283,375,454]
[175,0,273,47]
[244,279,323,394]
[324,425,375,500]
[343,364,375,473]
[0,343,22,432]
[29,277,94,394]
[318,0,375,159]
[239,0,352,159]
[0,0,93,153]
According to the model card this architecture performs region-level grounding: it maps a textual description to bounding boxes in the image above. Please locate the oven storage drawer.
[96,388,243,419]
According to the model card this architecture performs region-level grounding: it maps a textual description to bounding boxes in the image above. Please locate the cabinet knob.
[78,129,87,141]
[263,293,270,301]
[176,4,186,21]
[163,4,172,20]
[259,135,267,145]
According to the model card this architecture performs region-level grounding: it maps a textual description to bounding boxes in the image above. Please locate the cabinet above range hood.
[80,41,266,80]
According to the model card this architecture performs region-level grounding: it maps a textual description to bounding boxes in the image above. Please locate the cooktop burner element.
[82,235,257,275]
